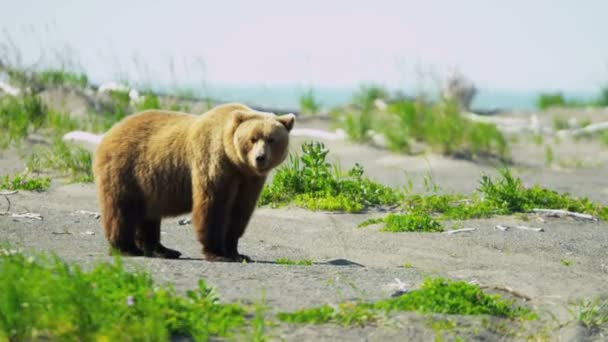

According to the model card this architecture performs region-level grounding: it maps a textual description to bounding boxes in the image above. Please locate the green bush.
[0,95,47,148]
[537,93,566,110]
[38,70,88,88]
[259,141,401,212]
[0,173,50,191]
[27,139,94,183]
[0,248,246,341]
[299,89,321,115]
[136,93,161,111]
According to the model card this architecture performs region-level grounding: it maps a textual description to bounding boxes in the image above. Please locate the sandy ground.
[1,115,608,341]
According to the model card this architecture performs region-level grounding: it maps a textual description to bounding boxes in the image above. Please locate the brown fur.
[93,103,295,261]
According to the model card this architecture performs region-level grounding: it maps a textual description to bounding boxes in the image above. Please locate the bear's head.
[231,110,295,176]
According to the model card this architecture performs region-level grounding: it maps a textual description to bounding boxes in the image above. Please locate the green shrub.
[26,139,93,183]
[0,173,50,191]
[259,142,401,212]
[359,212,443,232]
[0,95,47,148]
[136,93,161,111]
[276,258,313,266]
[277,277,535,327]
[38,70,88,88]
[379,100,508,159]
[299,89,321,115]
[0,248,246,341]
[537,93,566,110]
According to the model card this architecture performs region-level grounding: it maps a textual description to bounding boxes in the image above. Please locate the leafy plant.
[136,93,161,111]
[0,173,50,191]
[568,298,608,331]
[0,248,247,341]
[276,258,313,266]
[299,89,321,115]
[26,139,93,183]
[259,141,401,212]
[0,95,47,148]
[358,212,443,232]
[537,93,566,110]
[38,70,88,88]
[277,277,535,327]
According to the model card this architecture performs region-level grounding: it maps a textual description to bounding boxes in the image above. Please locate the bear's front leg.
[192,177,238,262]
[225,177,266,262]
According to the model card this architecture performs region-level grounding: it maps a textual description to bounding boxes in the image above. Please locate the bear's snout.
[255,153,267,168]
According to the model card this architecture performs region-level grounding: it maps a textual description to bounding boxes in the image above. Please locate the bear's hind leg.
[136,219,182,259]
[102,200,144,257]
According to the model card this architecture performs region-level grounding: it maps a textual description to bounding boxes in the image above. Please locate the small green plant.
[277,277,535,327]
[0,95,47,148]
[26,139,93,183]
[552,116,570,131]
[277,302,378,327]
[560,259,573,266]
[0,173,50,191]
[275,258,313,266]
[299,89,321,115]
[260,141,401,212]
[38,69,88,88]
[402,262,413,269]
[537,93,566,110]
[359,212,443,232]
[569,298,608,331]
[0,247,247,341]
[136,93,161,111]
[545,146,554,165]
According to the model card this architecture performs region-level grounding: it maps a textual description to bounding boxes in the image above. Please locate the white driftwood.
[514,225,544,232]
[178,218,192,225]
[495,224,543,232]
[444,227,476,235]
[0,190,18,195]
[532,208,597,221]
[11,212,43,220]
[558,121,608,137]
[495,225,509,231]
[75,210,101,219]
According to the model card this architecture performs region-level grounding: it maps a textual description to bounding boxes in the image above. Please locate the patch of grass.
[136,93,161,111]
[378,99,508,159]
[359,212,443,232]
[259,141,401,212]
[0,247,247,341]
[277,277,535,327]
[402,262,413,269]
[0,173,50,191]
[277,302,378,327]
[560,259,573,266]
[26,139,93,183]
[0,95,47,148]
[569,298,608,331]
[552,116,570,131]
[38,69,88,88]
[537,93,566,110]
[276,258,313,266]
[545,146,553,165]
[299,89,321,115]
[373,278,536,319]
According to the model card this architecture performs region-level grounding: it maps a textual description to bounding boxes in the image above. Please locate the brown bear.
[93,103,295,262]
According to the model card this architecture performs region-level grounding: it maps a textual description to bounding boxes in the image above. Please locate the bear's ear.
[277,113,296,132]
[233,110,257,124]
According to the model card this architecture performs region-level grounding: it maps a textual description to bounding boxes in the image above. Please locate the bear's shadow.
[173,257,365,267]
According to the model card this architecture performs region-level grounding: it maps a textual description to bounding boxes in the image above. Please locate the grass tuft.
[0,173,50,191]
[260,141,401,212]
[0,247,246,341]
[569,298,608,331]
[275,258,313,266]
[26,139,93,183]
[277,277,535,327]
[359,212,443,232]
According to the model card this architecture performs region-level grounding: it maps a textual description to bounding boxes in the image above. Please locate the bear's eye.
[267,138,275,144]
[250,137,257,144]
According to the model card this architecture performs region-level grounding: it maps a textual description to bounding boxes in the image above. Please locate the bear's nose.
[256,155,266,164]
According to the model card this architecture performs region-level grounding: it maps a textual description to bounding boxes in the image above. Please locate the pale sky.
[2,0,608,92]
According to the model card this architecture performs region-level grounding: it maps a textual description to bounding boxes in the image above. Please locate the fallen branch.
[11,212,43,220]
[0,190,18,196]
[443,227,476,235]
[1,194,11,216]
[178,218,192,225]
[480,285,532,301]
[495,224,543,232]
[558,120,608,137]
[532,208,597,221]
[75,210,101,219]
